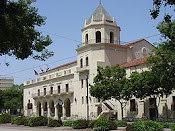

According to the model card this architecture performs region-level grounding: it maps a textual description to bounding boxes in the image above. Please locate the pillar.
[34,106,37,116]
[138,100,144,118]
[54,105,58,119]
[47,105,50,117]
[41,105,44,116]
[62,104,66,118]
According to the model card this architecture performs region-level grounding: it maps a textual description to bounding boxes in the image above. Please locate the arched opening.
[65,99,71,117]
[43,101,47,116]
[58,105,63,118]
[97,107,102,116]
[96,31,101,43]
[110,32,114,43]
[85,34,88,44]
[37,102,41,116]
[80,58,83,68]
[49,100,55,117]
[86,57,89,66]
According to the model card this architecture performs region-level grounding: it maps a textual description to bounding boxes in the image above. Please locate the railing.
[77,39,120,48]
[32,87,74,98]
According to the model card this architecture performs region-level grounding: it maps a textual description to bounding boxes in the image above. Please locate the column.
[47,105,50,117]
[41,105,44,116]
[34,106,37,116]
[138,100,144,118]
[62,105,66,118]
[54,105,58,120]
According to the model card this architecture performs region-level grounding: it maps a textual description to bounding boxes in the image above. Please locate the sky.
[0,0,174,84]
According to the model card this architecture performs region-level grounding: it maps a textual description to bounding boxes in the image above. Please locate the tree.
[90,65,132,119]
[150,0,175,21]
[0,0,53,61]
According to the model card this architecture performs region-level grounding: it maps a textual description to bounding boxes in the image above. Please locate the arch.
[49,100,55,117]
[86,57,89,66]
[110,32,114,43]
[64,98,71,117]
[37,101,42,116]
[85,34,88,44]
[96,31,101,43]
[97,107,102,116]
[80,58,83,68]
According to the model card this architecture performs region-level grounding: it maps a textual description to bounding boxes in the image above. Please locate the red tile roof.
[125,39,145,47]
[48,61,77,72]
[121,57,148,68]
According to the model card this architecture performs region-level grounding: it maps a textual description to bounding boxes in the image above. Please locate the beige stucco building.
[0,77,14,90]
[23,4,175,120]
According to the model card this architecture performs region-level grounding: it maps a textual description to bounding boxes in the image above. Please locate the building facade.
[23,4,175,120]
[0,77,14,90]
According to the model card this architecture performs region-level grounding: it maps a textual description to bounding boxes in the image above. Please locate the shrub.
[23,117,30,126]
[126,124,134,131]
[88,120,97,128]
[11,116,24,125]
[0,113,11,123]
[116,120,127,127]
[132,120,163,131]
[48,119,62,127]
[109,120,117,130]
[63,120,74,127]
[93,117,110,131]
[28,116,47,127]
[72,119,89,129]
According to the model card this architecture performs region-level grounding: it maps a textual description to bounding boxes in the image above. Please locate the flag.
[34,70,38,75]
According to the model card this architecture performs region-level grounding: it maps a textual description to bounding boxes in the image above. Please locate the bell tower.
[81,3,121,46]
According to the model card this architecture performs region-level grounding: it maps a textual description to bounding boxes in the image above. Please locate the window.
[50,87,53,94]
[86,57,89,66]
[27,100,33,109]
[82,97,84,104]
[172,96,175,111]
[85,34,88,44]
[38,89,40,96]
[130,99,136,111]
[80,58,83,68]
[81,79,84,88]
[110,32,114,43]
[66,84,69,92]
[96,31,101,43]
[58,86,61,93]
[44,88,46,95]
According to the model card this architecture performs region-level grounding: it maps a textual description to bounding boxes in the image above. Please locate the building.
[0,77,14,90]
[24,4,174,120]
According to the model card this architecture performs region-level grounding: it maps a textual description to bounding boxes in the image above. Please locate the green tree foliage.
[150,0,175,21]
[0,0,53,60]
[0,85,23,114]
[90,65,132,119]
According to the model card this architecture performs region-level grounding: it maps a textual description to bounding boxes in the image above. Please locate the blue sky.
[0,0,173,84]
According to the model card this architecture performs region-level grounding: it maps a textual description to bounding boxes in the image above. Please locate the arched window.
[96,31,101,43]
[85,34,88,44]
[80,58,83,68]
[86,57,89,66]
[110,32,114,43]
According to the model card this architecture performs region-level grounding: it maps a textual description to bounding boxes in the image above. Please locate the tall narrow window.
[130,99,136,111]
[44,88,46,95]
[66,84,69,92]
[81,79,84,88]
[96,31,101,43]
[58,86,60,93]
[110,32,114,43]
[50,87,53,94]
[80,58,83,68]
[38,89,40,96]
[172,96,175,111]
[86,57,89,66]
[82,96,84,104]
[85,34,88,44]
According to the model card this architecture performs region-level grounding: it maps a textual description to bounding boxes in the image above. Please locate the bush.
[23,117,30,126]
[126,124,134,131]
[93,117,110,131]
[48,119,62,127]
[63,120,74,127]
[72,119,89,129]
[11,116,24,125]
[28,116,47,127]
[132,120,163,131]
[0,113,11,123]
[116,120,127,127]
[88,120,97,128]
[109,120,117,130]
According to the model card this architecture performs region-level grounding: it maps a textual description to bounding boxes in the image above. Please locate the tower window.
[110,32,114,43]
[80,58,83,68]
[38,89,40,96]
[82,96,84,104]
[86,57,89,66]
[66,84,69,92]
[44,88,46,95]
[81,79,84,88]
[96,31,101,43]
[58,86,60,93]
[85,34,88,44]
[50,87,53,94]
